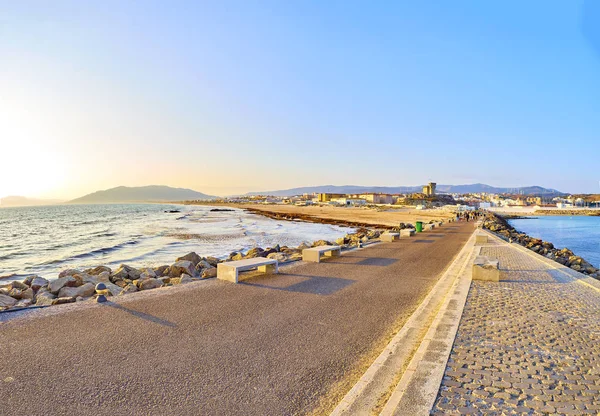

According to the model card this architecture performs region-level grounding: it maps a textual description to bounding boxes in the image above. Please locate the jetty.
[1,221,599,415]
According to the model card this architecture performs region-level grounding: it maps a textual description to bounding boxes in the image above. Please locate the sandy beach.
[203,203,454,228]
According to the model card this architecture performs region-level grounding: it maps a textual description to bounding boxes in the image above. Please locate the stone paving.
[432,240,600,415]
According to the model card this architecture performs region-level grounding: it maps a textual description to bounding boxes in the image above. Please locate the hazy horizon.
[2,1,600,199]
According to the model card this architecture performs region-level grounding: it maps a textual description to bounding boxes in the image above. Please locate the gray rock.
[267,252,288,262]
[153,265,169,277]
[201,267,217,279]
[84,265,112,276]
[58,269,82,278]
[49,276,80,295]
[138,278,163,290]
[176,252,202,267]
[0,294,18,308]
[31,276,49,291]
[9,288,33,300]
[168,260,195,277]
[58,283,95,298]
[120,284,138,295]
[111,264,141,281]
[205,256,221,267]
[35,291,56,306]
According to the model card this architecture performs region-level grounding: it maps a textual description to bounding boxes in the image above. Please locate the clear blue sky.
[1,0,599,197]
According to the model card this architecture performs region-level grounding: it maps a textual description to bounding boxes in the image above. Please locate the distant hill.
[0,196,65,208]
[244,183,565,197]
[69,185,217,204]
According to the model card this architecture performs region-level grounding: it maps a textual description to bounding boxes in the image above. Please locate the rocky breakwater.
[483,213,600,280]
[0,227,391,312]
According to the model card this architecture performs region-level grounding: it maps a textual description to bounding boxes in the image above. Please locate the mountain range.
[244,183,564,197]
[68,185,218,204]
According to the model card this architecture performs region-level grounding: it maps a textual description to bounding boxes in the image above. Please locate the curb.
[331,229,477,415]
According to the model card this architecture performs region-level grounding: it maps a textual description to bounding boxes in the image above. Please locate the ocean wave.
[40,239,143,265]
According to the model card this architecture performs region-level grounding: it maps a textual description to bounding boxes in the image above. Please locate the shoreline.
[0,210,405,313]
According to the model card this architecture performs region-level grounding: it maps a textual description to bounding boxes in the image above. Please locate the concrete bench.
[424,223,435,231]
[400,229,415,238]
[475,234,488,245]
[381,232,400,242]
[217,258,278,283]
[302,245,341,263]
[472,256,500,282]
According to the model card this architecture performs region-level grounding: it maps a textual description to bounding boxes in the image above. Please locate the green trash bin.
[415,221,423,233]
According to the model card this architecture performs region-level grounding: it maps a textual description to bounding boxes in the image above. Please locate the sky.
[1,0,599,199]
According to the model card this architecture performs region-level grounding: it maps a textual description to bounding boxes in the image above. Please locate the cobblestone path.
[432,240,600,415]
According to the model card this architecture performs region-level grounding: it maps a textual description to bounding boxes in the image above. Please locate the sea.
[508,216,600,268]
[0,204,354,280]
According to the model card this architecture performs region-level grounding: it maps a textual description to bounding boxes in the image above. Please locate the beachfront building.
[331,197,367,206]
[317,193,346,202]
[359,193,394,205]
[422,182,437,196]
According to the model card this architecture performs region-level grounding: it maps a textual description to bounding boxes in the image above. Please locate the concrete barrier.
[475,234,488,245]
[381,233,400,242]
[472,256,500,282]
[400,229,415,238]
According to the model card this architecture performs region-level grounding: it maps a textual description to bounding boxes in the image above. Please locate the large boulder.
[139,269,156,280]
[176,252,202,267]
[153,265,169,277]
[84,266,112,276]
[267,252,288,262]
[9,281,29,291]
[201,267,217,279]
[31,276,49,291]
[49,276,81,295]
[58,283,95,298]
[9,288,33,300]
[194,260,213,275]
[120,284,138,295]
[229,252,243,261]
[35,291,56,306]
[0,294,17,308]
[111,264,141,281]
[138,278,163,290]
[167,261,195,278]
[58,269,82,278]
[103,282,124,296]
[171,274,193,285]
[205,257,221,267]
[245,247,265,258]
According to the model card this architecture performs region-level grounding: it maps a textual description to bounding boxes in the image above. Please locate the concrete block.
[381,233,400,242]
[475,234,488,245]
[400,229,415,238]
[472,256,500,282]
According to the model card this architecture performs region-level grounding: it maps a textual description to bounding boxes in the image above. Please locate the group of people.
[456,210,484,222]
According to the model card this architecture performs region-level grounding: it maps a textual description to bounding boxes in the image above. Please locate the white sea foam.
[0,204,354,279]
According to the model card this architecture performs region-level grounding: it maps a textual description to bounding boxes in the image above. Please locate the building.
[317,193,346,202]
[331,197,367,206]
[359,193,394,205]
[422,182,437,196]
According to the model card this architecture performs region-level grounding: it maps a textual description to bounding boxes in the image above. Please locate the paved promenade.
[0,222,472,416]
[432,234,600,415]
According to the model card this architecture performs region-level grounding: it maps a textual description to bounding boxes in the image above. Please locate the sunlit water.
[0,204,354,279]
[508,216,600,267]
